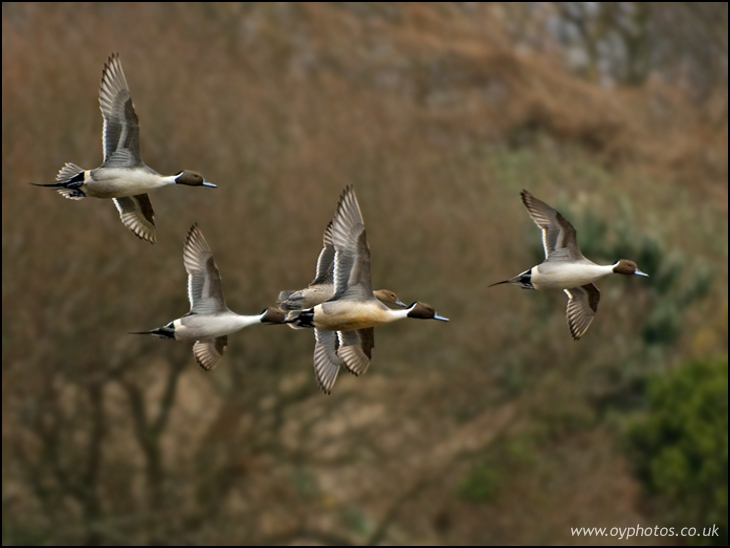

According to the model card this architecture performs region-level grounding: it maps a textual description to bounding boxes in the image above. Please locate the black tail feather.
[284,308,315,328]
[129,325,175,339]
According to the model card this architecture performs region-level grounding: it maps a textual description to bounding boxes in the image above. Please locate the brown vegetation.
[2,3,727,545]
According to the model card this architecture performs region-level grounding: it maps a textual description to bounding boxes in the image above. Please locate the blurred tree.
[626,357,728,546]
[551,2,728,95]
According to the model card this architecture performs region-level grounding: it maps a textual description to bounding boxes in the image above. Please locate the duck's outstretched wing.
[521,190,583,262]
[564,283,600,340]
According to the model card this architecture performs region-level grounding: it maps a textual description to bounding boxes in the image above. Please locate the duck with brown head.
[131,224,285,370]
[32,53,215,243]
[286,185,449,394]
[489,190,648,340]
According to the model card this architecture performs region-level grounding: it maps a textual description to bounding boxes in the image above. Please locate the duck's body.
[286,186,448,394]
[33,53,215,243]
[62,165,174,199]
[278,284,335,312]
[511,260,617,291]
[297,299,437,332]
[313,300,401,331]
[131,224,284,370]
[164,311,271,341]
[281,286,406,328]
[533,261,616,290]
[490,190,648,340]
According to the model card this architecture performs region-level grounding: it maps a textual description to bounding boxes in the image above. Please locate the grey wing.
[277,289,300,311]
[98,53,143,166]
[183,224,227,314]
[279,222,336,311]
[337,328,373,376]
[313,329,341,394]
[312,220,336,285]
[331,187,373,301]
[113,194,156,243]
[564,284,600,340]
[193,336,228,370]
[521,190,582,262]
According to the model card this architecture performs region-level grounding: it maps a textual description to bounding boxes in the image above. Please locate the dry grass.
[2,3,727,545]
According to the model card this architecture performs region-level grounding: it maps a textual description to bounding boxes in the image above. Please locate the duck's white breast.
[174,312,257,340]
[532,262,613,290]
[86,168,169,198]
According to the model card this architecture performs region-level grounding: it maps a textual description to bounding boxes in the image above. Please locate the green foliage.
[459,461,502,503]
[642,301,683,346]
[459,435,536,503]
[626,358,728,546]
[290,467,319,497]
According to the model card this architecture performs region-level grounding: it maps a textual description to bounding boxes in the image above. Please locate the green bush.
[459,461,502,503]
[626,358,728,546]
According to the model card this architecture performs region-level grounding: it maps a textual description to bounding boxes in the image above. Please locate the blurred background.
[2,2,727,545]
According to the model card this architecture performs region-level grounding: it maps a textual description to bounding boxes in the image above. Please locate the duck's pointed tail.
[33,163,85,187]
[129,325,175,339]
[31,163,87,199]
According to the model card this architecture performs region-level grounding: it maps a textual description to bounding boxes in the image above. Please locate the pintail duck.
[131,224,285,370]
[277,220,407,314]
[286,186,449,394]
[33,53,215,243]
[490,190,649,340]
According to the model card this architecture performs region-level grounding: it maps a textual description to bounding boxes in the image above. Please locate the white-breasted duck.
[33,53,215,243]
[131,224,285,370]
[490,190,648,340]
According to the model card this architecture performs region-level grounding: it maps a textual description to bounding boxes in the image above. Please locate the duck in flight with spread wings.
[286,186,449,394]
[131,224,285,370]
[33,53,215,243]
[490,190,648,340]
